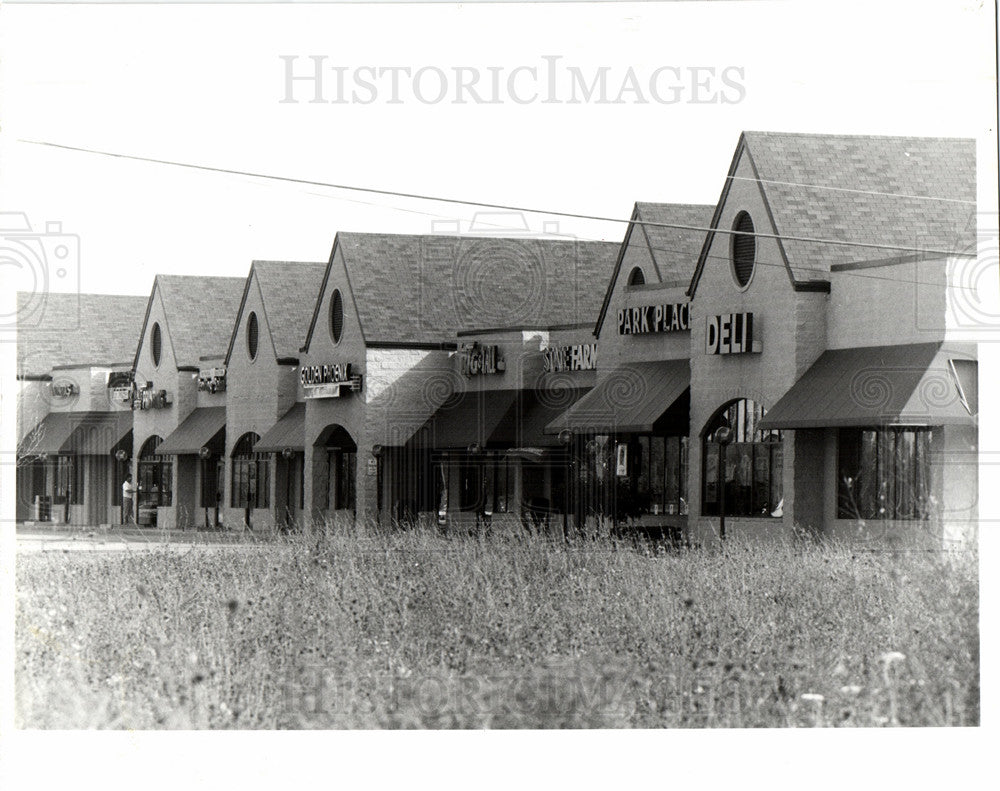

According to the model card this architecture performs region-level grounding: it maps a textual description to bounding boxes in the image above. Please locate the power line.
[21,138,973,259]
[727,175,975,205]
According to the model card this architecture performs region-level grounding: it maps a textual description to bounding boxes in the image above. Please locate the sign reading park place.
[301,363,362,398]
[543,343,597,373]
[706,312,761,355]
[462,343,505,376]
[618,302,690,335]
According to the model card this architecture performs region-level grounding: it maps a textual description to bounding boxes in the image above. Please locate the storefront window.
[139,436,173,507]
[838,427,934,520]
[702,400,782,517]
[579,434,688,519]
[232,433,269,509]
[54,456,84,505]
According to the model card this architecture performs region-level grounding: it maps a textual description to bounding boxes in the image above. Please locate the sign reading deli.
[462,343,505,376]
[706,312,761,355]
[618,302,691,335]
[543,343,598,372]
[301,363,362,399]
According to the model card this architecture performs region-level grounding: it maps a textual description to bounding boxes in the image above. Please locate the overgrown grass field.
[16,530,979,728]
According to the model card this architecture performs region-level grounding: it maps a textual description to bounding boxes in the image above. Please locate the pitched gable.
[154,275,246,367]
[689,131,976,295]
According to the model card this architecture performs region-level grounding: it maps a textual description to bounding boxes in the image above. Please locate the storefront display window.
[702,399,782,517]
[54,456,84,506]
[838,427,934,520]
[232,432,269,509]
[580,434,688,519]
[139,435,173,507]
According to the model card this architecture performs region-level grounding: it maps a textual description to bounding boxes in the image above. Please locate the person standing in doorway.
[122,474,136,525]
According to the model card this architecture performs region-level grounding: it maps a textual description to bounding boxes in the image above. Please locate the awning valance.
[758,343,977,430]
[409,389,519,449]
[544,360,690,435]
[18,411,133,456]
[256,403,306,453]
[157,406,227,455]
[489,388,590,447]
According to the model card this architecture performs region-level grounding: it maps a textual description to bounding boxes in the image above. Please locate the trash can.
[33,495,52,522]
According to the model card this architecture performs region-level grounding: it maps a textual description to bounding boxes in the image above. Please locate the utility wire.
[21,138,975,259]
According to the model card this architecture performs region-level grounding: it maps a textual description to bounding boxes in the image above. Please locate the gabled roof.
[304,233,619,348]
[689,131,977,295]
[225,261,327,364]
[134,275,245,369]
[594,202,715,335]
[17,292,148,378]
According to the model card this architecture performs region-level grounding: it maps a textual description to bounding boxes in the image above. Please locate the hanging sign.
[198,367,227,393]
[618,302,690,335]
[706,312,761,355]
[462,343,505,376]
[543,343,597,372]
[133,383,172,410]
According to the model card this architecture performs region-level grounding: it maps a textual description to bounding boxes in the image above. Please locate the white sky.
[0,0,996,298]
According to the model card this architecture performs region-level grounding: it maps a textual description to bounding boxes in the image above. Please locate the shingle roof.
[701,132,976,288]
[149,275,246,368]
[317,233,619,346]
[17,292,148,378]
[636,203,717,280]
[251,262,327,359]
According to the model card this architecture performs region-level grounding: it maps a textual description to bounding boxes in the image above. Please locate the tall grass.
[15,528,978,728]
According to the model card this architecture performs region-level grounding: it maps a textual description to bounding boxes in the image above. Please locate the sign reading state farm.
[618,302,690,335]
[543,343,597,372]
[301,363,362,398]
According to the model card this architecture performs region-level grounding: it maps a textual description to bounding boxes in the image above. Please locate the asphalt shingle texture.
[251,262,327,358]
[17,292,149,377]
[742,132,976,279]
[336,233,620,344]
[155,275,246,367]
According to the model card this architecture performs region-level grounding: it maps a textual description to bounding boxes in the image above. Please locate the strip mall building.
[15,131,981,546]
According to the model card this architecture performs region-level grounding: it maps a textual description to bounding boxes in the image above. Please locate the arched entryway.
[314,424,357,524]
[138,435,172,526]
[231,432,268,528]
[701,399,783,520]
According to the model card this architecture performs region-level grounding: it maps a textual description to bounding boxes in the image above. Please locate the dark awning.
[544,360,690,435]
[18,411,133,456]
[158,406,227,455]
[759,343,977,429]
[409,389,519,449]
[256,403,306,453]
[489,388,590,447]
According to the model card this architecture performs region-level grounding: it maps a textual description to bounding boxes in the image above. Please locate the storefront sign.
[107,372,134,408]
[301,363,362,398]
[197,367,227,393]
[133,384,172,410]
[50,382,79,398]
[543,343,597,372]
[706,312,761,355]
[462,343,505,376]
[618,302,690,335]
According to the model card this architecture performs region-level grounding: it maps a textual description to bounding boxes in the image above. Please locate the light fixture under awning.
[157,407,227,455]
[758,343,977,430]
[544,359,690,435]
